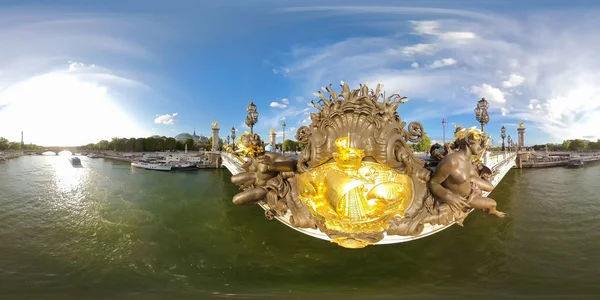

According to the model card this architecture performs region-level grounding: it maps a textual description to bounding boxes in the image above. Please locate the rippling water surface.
[1,156,599,300]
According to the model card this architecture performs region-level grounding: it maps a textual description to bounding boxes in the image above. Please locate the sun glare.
[0,72,147,146]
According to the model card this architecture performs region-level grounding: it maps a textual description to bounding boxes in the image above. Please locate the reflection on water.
[1,156,600,300]
[50,156,87,211]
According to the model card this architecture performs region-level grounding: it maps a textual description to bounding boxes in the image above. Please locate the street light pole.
[442,119,447,144]
[282,122,286,155]
[231,127,236,150]
[245,102,259,134]
[501,126,506,152]
[474,97,490,133]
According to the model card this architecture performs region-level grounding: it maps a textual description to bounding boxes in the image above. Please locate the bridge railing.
[484,151,517,170]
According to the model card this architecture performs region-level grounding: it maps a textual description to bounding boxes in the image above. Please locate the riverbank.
[99,153,223,169]
[0,151,24,161]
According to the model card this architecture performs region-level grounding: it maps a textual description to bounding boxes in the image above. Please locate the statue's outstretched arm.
[470,166,494,192]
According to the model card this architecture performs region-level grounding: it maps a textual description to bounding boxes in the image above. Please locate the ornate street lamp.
[442,119,447,144]
[245,102,259,134]
[474,97,490,133]
[226,135,230,146]
[507,135,512,152]
[231,127,236,150]
[501,126,506,152]
[282,121,286,154]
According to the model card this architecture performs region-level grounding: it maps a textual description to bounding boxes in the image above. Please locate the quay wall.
[0,151,24,161]
[520,160,569,168]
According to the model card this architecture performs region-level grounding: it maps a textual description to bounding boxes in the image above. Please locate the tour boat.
[131,160,172,171]
[87,153,100,158]
[171,162,199,171]
[68,157,82,167]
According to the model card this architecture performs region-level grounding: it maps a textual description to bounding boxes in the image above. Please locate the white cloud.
[411,20,439,35]
[503,74,525,88]
[528,99,542,110]
[154,113,178,125]
[270,101,288,108]
[429,58,457,69]
[469,84,506,104]
[411,62,419,68]
[0,9,172,145]
[275,7,600,142]
[403,43,437,56]
[281,98,289,104]
[272,68,279,74]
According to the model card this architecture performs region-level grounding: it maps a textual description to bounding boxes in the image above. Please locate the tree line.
[530,139,600,152]
[81,136,224,152]
[0,137,45,151]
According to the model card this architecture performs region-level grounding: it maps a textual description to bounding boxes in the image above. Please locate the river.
[0,155,598,299]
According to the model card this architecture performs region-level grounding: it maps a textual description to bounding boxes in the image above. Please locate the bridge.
[220,150,518,244]
[41,147,80,153]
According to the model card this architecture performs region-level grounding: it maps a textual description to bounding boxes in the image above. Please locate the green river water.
[0,155,599,300]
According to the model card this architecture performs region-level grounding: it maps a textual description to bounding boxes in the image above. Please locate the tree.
[185,138,194,151]
[569,139,586,151]
[175,140,185,151]
[134,138,145,152]
[165,137,177,151]
[283,139,298,151]
[415,135,432,152]
[0,137,8,150]
[145,137,156,151]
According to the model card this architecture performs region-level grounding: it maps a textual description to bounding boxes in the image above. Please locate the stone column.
[269,129,276,146]
[212,127,220,151]
[517,126,525,150]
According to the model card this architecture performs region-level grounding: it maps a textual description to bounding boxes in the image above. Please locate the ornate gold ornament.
[228,82,503,248]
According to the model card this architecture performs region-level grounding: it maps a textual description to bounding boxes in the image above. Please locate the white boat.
[170,162,199,171]
[87,153,100,158]
[131,160,172,171]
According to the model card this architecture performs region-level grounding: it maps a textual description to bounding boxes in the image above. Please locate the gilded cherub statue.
[519,122,524,128]
[429,126,505,220]
[212,121,218,128]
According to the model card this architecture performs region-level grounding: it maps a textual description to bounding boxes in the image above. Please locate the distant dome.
[264,144,274,152]
[174,133,194,141]
[174,132,209,143]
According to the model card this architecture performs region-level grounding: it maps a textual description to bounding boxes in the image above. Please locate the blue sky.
[0,0,599,146]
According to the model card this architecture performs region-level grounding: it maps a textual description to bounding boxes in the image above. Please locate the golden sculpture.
[456,126,491,162]
[212,121,218,128]
[234,133,264,158]
[519,121,524,128]
[270,128,275,134]
[298,136,413,248]
[229,82,505,249]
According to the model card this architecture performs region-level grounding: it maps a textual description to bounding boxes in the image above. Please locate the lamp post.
[507,135,512,152]
[442,119,447,144]
[282,122,286,154]
[474,97,490,133]
[245,102,259,134]
[226,135,230,147]
[501,126,506,152]
[231,127,236,150]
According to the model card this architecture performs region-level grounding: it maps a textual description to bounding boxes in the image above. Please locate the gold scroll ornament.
[297,137,413,248]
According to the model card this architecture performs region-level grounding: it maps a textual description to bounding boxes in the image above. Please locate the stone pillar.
[269,129,276,146]
[517,126,525,150]
[212,127,220,151]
